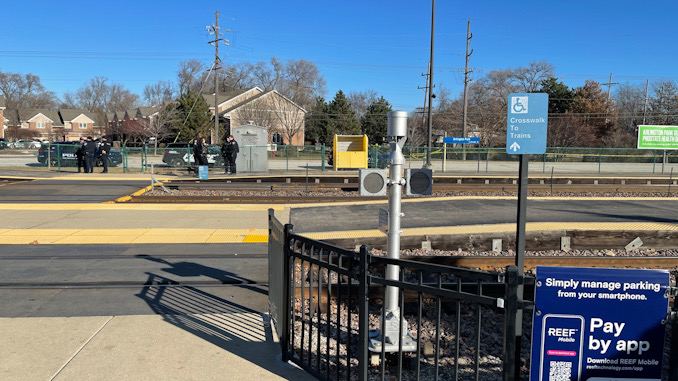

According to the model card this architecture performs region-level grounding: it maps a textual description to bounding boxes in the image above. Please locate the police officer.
[191,133,205,176]
[221,135,239,174]
[76,137,86,173]
[98,136,111,173]
[83,136,96,173]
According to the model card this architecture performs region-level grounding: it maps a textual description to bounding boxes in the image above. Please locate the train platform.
[1,170,677,380]
[1,313,309,380]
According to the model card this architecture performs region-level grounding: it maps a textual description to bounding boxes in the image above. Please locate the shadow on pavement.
[135,254,267,296]
[135,256,305,379]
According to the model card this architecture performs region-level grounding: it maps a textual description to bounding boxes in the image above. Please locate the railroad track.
[5,256,675,292]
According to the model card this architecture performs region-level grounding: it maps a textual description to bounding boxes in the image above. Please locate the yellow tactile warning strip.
[0,203,284,211]
[0,228,269,245]
[1,222,677,244]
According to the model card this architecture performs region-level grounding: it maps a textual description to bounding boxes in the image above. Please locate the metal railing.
[268,209,534,380]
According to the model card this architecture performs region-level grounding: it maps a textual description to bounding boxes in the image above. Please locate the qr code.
[549,361,572,381]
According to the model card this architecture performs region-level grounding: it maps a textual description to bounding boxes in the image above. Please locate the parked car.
[37,142,122,167]
[13,139,41,149]
[162,143,224,167]
[0,138,8,150]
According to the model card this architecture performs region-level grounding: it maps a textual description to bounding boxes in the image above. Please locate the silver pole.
[385,111,407,317]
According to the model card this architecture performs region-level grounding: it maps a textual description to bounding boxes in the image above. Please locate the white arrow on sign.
[510,142,521,152]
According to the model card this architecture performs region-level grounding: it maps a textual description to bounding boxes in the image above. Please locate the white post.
[443,131,447,172]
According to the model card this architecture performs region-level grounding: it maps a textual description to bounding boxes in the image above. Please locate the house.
[20,109,64,141]
[204,87,306,145]
[58,109,99,141]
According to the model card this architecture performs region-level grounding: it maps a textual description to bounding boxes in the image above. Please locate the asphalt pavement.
[290,197,678,233]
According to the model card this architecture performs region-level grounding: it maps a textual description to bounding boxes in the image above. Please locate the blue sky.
[1,0,677,111]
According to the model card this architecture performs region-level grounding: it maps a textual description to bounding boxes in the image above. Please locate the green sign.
[637,125,678,149]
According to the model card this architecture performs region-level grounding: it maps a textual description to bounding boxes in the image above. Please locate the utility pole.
[417,64,431,147]
[425,0,435,169]
[642,79,649,125]
[461,20,473,160]
[601,72,619,100]
[207,11,229,143]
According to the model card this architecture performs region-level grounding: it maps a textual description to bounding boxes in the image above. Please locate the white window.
[78,122,88,129]
[272,132,283,144]
[36,121,45,129]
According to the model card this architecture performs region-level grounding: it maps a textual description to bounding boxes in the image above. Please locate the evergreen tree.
[173,91,212,141]
[304,97,335,145]
[361,96,392,144]
[540,77,574,114]
[328,90,361,135]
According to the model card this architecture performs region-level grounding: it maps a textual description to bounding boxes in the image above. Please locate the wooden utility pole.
[425,0,435,169]
[601,72,619,100]
[207,11,229,143]
[461,20,473,160]
[643,79,649,125]
[417,64,431,146]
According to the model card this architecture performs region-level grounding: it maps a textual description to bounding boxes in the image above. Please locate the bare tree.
[511,61,555,92]
[270,93,305,145]
[348,90,378,119]
[219,57,326,110]
[234,97,274,128]
[0,70,58,124]
[143,80,175,106]
[177,59,207,96]
[614,82,646,134]
[278,59,326,110]
[142,103,177,153]
[648,80,678,126]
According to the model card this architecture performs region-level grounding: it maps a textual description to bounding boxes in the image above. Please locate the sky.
[1,0,677,111]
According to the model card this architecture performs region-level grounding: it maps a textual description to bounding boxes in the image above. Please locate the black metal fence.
[268,210,535,380]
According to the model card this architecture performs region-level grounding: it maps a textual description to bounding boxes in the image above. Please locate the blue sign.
[198,165,209,180]
[530,266,669,381]
[506,93,548,154]
[443,137,480,144]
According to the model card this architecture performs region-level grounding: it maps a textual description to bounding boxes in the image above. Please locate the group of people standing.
[76,136,111,173]
[191,133,239,176]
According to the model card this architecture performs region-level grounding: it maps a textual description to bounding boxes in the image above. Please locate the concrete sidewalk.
[1,313,309,380]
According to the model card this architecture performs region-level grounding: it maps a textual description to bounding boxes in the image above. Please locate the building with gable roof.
[204,87,306,145]
[19,109,64,141]
[58,109,100,140]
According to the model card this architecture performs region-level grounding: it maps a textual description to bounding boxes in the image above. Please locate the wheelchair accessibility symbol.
[511,96,528,114]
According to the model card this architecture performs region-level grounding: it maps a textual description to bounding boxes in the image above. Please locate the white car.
[13,139,41,149]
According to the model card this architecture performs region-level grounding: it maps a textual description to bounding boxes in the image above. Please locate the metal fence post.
[123,146,127,173]
[57,144,61,172]
[321,144,325,171]
[286,145,289,171]
[598,147,602,173]
[669,292,678,381]
[503,265,519,381]
[653,150,657,174]
[486,148,490,172]
[358,244,370,381]
[281,222,294,363]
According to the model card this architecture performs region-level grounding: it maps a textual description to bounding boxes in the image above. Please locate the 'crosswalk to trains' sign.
[506,93,548,154]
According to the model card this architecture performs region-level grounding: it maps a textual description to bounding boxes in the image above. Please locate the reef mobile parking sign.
[530,267,669,381]
[506,93,548,155]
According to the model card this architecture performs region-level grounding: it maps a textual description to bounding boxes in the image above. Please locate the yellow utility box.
[333,134,368,170]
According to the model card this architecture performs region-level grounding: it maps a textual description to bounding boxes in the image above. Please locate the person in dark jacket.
[98,136,111,173]
[221,135,239,174]
[191,133,203,175]
[76,137,86,173]
[83,136,96,173]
